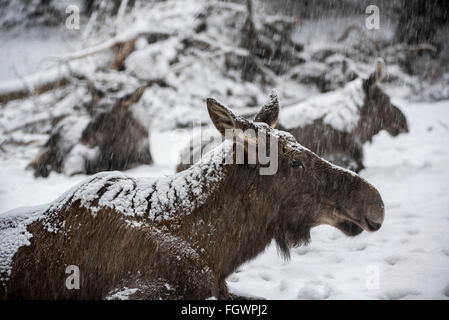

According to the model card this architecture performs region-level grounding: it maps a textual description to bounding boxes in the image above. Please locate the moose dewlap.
[0,94,385,300]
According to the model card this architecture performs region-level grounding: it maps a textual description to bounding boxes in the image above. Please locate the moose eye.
[290,158,304,169]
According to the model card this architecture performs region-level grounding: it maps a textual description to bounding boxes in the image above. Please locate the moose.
[28,81,153,177]
[176,61,408,173]
[0,95,385,299]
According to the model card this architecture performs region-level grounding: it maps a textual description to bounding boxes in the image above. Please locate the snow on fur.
[45,140,232,223]
[0,205,47,286]
[0,140,233,283]
[279,78,365,132]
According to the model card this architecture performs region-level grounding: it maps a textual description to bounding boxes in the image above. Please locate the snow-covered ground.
[1,95,448,299]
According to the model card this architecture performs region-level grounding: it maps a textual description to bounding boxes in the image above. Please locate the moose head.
[360,60,409,142]
[206,94,385,257]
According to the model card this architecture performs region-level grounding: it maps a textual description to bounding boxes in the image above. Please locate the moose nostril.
[365,218,382,231]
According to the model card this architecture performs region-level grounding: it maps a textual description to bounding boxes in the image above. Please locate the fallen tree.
[13,0,307,177]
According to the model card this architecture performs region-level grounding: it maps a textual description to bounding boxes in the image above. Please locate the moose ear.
[254,90,279,128]
[207,98,244,136]
[367,59,384,87]
[374,59,384,84]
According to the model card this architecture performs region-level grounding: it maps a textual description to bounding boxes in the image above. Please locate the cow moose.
[0,96,385,300]
[176,61,408,173]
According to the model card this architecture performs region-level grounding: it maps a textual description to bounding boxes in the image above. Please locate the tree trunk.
[395,0,449,45]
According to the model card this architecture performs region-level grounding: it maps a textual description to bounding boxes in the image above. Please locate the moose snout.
[364,217,382,231]
[362,202,385,232]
